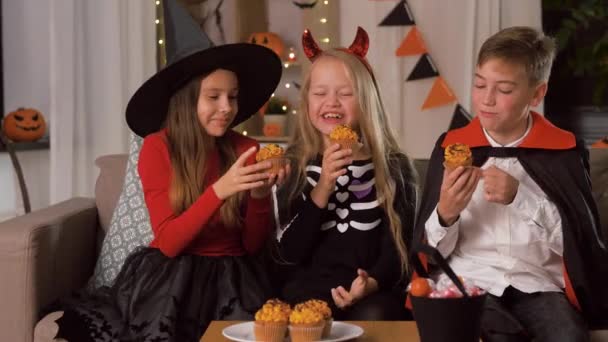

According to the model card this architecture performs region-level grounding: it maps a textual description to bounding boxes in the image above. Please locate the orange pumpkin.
[263,123,282,137]
[410,278,432,297]
[592,136,608,149]
[2,108,47,142]
[248,32,285,59]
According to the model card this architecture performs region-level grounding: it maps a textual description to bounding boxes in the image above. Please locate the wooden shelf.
[0,137,50,152]
[249,135,290,143]
[282,60,301,69]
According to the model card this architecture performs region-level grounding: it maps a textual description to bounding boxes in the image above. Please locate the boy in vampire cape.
[413,26,608,341]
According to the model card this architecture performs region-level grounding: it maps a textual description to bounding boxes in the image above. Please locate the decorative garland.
[377,0,472,130]
[292,0,319,9]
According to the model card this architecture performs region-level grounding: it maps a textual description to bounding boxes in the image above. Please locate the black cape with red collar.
[413,111,608,328]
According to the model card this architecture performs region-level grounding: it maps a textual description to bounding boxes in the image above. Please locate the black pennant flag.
[379,0,415,26]
[449,104,473,130]
[292,0,318,9]
[406,54,439,81]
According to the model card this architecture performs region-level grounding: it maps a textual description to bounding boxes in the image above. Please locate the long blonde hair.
[165,73,244,228]
[284,49,413,274]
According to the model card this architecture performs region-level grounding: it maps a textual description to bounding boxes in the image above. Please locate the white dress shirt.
[425,117,565,296]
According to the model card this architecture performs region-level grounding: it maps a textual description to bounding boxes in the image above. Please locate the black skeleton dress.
[274,154,416,312]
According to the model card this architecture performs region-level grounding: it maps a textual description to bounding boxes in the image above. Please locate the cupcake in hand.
[295,299,333,338]
[329,124,359,152]
[254,299,291,342]
[256,143,288,174]
[289,306,325,342]
[443,143,472,171]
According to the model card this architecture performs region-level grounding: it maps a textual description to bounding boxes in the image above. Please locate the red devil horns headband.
[302,26,370,62]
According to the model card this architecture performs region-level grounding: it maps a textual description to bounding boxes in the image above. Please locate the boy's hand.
[250,162,291,198]
[481,165,519,204]
[212,146,270,200]
[437,166,481,226]
[311,143,352,208]
[331,269,378,309]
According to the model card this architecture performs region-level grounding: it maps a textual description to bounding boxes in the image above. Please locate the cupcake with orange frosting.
[256,143,288,174]
[288,306,325,342]
[443,143,472,171]
[295,299,333,338]
[329,124,359,152]
[254,299,291,342]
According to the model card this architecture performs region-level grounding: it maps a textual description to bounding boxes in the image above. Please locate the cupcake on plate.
[295,299,332,338]
[329,124,359,152]
[443,143,472,171]
[288,306,325,342]
[254,299,291,342]
[256,143,288,174]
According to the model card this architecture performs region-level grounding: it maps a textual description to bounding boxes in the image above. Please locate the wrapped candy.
[408,274,485,298]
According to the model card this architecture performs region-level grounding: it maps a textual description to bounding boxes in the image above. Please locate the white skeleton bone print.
[276,159,383,239]
[307,160,381,233]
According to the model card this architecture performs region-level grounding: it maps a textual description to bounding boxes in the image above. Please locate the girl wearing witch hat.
[274,27,417,320]
[38,0,283,340]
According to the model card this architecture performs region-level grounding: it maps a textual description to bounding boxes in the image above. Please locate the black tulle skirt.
[49,247,273,342]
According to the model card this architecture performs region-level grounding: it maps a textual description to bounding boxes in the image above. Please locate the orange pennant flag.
[396,27,427,56]
[421,77,457,110]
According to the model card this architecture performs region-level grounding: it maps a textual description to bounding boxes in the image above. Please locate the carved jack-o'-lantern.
[592,136,608,149]
[2,108,47,142]
[248,32,285,59]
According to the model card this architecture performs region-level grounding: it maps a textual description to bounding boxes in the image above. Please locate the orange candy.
[410,278,432,297]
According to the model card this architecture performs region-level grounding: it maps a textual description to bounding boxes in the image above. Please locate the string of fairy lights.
[280,0,333,114]
[154,0,334,76]
[154,0,335,136]
[319,0,331,44]
[155,0,166,70]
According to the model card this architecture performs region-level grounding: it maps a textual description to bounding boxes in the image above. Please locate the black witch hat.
[126,0,282,137]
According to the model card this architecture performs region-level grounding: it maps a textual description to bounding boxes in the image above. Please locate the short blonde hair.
[477,26,555,85]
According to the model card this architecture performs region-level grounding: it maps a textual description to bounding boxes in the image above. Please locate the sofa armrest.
[0,197,98,342]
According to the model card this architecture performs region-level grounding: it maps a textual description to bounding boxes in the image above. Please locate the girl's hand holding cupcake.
[212,146,272,200]
[255,144,291,197]
[310,143,353,208]
[251,163,290,199]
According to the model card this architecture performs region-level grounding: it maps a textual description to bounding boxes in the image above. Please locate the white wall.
[338,0,541,159]
[1,0,156,220]
[0,0,541,220]
[267,0,303,128]
[1,0,51,219]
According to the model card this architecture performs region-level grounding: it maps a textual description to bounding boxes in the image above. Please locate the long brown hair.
[165,73,244,227]
[284,50,414,274]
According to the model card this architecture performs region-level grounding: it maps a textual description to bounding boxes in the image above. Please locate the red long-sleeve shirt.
[137,130,272,258]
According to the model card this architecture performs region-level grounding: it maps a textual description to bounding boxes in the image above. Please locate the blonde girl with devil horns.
[37,1,284,341]
[274,27,417,320]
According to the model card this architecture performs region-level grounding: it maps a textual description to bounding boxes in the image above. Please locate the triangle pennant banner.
[396,27,427,56]
[421,76,457,110]
[379,0,415,26]
[407,54,439,81]
[448,104,473,130]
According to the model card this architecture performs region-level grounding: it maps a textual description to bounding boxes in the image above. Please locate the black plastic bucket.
[410,244,487,342]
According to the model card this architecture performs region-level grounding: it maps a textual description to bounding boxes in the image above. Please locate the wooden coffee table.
[200,320,421,341]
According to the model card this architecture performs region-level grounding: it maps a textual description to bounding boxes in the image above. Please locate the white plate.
[222,321,364,342]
